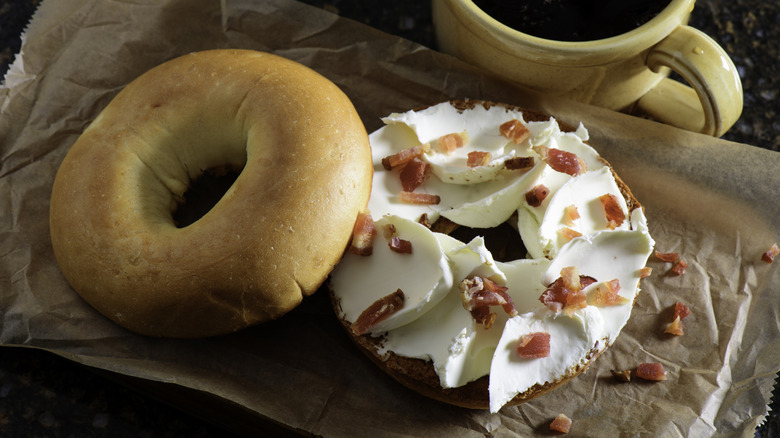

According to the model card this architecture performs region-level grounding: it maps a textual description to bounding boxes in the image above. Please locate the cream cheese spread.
[330,101,655,413]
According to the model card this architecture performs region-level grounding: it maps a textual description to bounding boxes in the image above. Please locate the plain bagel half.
[49,49,373,338]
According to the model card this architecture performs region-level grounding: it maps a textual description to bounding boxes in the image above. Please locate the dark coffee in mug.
[472,0,671,42]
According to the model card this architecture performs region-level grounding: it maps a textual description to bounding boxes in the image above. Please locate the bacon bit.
[549,413,572,434]
[664,316,684,336]
[533,145,549,160]
[525,184,550,207]
[504,156,535,170]
[762,243,779,263]
[460,276,518,329]
[590,279,628,306]
[560,266,582,291]
[670,260,688,276]
[398,191,440,205]
[436,132,467,154]
[639,267,653,278]
[665,301,691,336]
[381,144,430,170]
[399,158,429,192]
[467,150,492,167]
[417,213,431,229]
[558,227,582,242]
[544,148,587,176]
[516,332,551,359]
[673,301,691,320]
[388,236,413,254]
[382,223,397,239]
[539,273,597,314]
[610,369,632,383]
[349,211,377,256]
[350,289,405,336]
[563,204,580,226]
[635,362,667,381]
[599,194,626,229]
[654,250,688,276]
[654,251,681,263]
[499,119,531,144]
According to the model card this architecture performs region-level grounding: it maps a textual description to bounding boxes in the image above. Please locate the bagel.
[49,49,373,338]
[329,100,655,412]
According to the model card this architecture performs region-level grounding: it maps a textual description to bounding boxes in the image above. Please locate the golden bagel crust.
[331,100,642,409]
[50,49,373,338]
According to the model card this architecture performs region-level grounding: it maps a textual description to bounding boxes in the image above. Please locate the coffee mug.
[432,0,743,136]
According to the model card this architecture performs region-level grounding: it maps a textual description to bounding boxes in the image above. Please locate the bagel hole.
[172,165,242,228]
[448,220,528,262]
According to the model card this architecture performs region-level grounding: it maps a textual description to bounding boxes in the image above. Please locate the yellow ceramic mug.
[432,0,743,136]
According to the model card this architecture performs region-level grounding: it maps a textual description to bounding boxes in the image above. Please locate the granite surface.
[1,0,777,436]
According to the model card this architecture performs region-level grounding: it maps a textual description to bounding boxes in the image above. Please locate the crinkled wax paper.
[1,0,778,436]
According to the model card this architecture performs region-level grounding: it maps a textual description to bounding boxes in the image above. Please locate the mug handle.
[635,25,743,137]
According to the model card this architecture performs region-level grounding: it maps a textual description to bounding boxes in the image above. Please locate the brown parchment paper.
[2,0,779,436]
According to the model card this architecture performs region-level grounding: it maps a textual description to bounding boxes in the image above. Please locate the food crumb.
[549,413,572,433]
[761,243,779,263]
[610,369,632,382]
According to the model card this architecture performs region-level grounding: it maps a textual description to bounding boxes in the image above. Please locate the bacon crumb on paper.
[664,302,691,336]
[635,362,667,381]
[762,243,779,263]
[549,413,572,434]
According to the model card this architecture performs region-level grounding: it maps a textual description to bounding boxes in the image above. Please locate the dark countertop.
[1,1,777,436]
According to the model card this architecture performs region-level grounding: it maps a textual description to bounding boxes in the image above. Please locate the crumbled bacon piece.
[516,332,551,359]
[655,250,687,276]
[436,132,467,154]
[388,236,413,254]
[382,223,397,239]
[504,156,534,170]
[672,301,691,320]
[525,184,550,207]
[670,260,687,276]
[549,413,572,434]
[558,227,582,242]
[467,151,492,167]
[762,243,779,263]
[539,269,597,314]
[665,301,691,336]
[399,158,429,192]
[610,369,632,383]
[599,194,626,229]
[654,251,681,263]
[639,267,653,278]
[381,144,429,170]
[460,276,517,329]
[560,266,582,291]
[591,279,628,306]
[665,317,684,336]
[635,362,667,381]
[350,289,405,336]
[398,191,440,205]
[349,211,377,256]
[563,204,580,226]
[499,119,531,144]
[541,147,587,176]
[417,213,431,228]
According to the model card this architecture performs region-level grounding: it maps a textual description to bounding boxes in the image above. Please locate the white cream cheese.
[329,215,454,334]
[330,102,655,413]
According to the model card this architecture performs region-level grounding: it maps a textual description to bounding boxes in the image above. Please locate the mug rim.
[449,0,695,64]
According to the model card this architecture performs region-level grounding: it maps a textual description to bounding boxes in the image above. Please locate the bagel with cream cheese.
[329,100,655,412]
[49,49,373,338]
